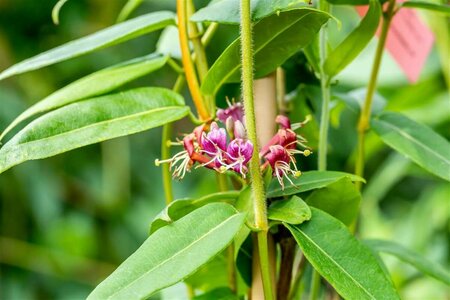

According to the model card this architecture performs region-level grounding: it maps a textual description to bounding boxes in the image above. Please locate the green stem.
[240,0,273,299]
[355,0,396,189]
[317,0,330,172]
[309,267,321,300]
[161,76,185,205]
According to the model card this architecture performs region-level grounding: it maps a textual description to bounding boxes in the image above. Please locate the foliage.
[0,0,449,299]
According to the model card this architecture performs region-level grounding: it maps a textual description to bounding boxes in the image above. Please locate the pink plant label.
[356,5,434,83]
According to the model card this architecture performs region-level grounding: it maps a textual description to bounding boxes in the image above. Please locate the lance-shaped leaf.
[201,9,331,96]
[0,54,168,141]
[267,170,364,198]
[371,112,450,181]
[268,195,311,225]
[88,203,246,299]
[324,0,381,78]
[150,191,240,233]
[0,11,175,81]
[285,208,400,300]
[365,239,450,285]
[191,0,308,24]
[0,88,189,174]
[400,1,450,14]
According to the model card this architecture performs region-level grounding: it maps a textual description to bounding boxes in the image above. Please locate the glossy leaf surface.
[201,9,331,95]
[88,203,246,299]
[306,177,361,226]
[285,208,400,300]
[365,239,450,285]
[150,191,240,233]
[268,196,311,225]
[401,1,450,14]
[0,88,189,174]
[371,112,450,181]
[267,171,364,198]
[191,0,308,24]
[324,0,381,78]
[0,11,174,80]
[0,54,168,141]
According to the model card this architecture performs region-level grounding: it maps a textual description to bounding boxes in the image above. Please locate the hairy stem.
[355,0,396,189]
[240,0,274,299]
[177,0,210,121]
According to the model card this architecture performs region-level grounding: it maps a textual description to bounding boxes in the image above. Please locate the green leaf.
[0,11,175,81]
[52,0,70,25]
[268,196,311,225]
[149,191,240,233]
[267,170,365,198]
[88,203,246,299]
[324,0,381,78]
[306,177,361,226]
[117,0,144,22]
[0,54,168,141]
[400,1,450,14]
[0,88,189,174]
[201,9,331,95]
[371,112,450,181]
[191,0,308,24]
[285,208,400,300]
[365,239,450,285]
[193,287,238,300]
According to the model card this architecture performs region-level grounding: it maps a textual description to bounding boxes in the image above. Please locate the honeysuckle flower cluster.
[155,101,311,189]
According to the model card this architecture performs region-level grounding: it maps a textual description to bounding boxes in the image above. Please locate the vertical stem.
[177,0,210,121]
[161,76,185,205]
[317,0,330,172]
[355,0,396,189]
[240,0,273,299]
[312,1,331,298]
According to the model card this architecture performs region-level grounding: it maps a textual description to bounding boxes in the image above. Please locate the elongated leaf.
[117,0,144,22]
[0,88,189,174]
[52,0,70,25]
[371,112,450,181]
[268,196,311,225]
[285,208,400,300]
[0,54,168,141]
[150,191,240,233]
[267,170,364,198]
[324,0,380,78]
[191,0,308,24]
[0,11,175,81]
[365,239,450,285]
[201,9,331,95]
[401,1,450,14]
[306,177,360,226]
[88,203,246,299]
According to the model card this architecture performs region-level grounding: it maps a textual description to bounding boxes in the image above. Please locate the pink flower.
[217,101,244,124]
[223,138,253,176]
[264,145,301,189]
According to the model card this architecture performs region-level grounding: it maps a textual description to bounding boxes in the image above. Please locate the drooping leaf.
[0,11,175,81]
[149,191,240,233]
[365,239,450,285]
[191,0,308,24]
[201,9,331,95]
[324,0,381,78]
[371,112,450,181]
[268,196,311,225]
[0,88,189,174]
[267,170,365,198]
[193,287,238,300]
[306,177,361,226]
[88,203,246,299]
[0,54,168,141]
[285,208,400,300]
[400,1,450,14]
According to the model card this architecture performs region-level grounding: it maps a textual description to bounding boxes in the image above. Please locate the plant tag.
[356,6,434,83]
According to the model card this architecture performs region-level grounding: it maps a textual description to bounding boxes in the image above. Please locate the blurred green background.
[0,0,448,299]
